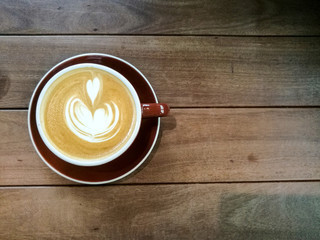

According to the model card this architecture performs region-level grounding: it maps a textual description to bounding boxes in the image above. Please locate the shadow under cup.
[28,53,162,184]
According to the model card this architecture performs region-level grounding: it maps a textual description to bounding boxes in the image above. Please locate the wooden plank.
[0,36,319,108]
[1,109,319,185]
[0,0,319,35]
[0,183,319,239]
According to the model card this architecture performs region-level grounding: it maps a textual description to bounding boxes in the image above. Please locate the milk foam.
[65,77,120,143]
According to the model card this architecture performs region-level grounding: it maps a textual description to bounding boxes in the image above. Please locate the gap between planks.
[1,106,320,111]
[0,34,320,37]
[1,179,320,188]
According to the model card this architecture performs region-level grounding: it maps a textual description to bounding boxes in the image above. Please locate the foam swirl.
[65,77,120,143]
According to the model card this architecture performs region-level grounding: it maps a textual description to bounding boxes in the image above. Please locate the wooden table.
[1,1,320,239]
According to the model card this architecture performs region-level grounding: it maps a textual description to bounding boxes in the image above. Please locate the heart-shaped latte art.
[65,78,120,143]
[86,77,100,105]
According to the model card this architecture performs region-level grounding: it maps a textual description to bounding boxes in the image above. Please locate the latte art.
[38,66,137,162]
[65,77,120,143]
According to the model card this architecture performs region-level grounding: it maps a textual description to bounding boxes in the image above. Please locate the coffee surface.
[39,67,136,161]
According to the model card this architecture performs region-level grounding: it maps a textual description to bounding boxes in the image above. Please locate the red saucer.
[28,54,160,184]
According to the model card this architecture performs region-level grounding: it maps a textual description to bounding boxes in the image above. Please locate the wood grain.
[1,109,319,185]
[0,183,319,239]
[0,36,319,108]
[0,0,319,35]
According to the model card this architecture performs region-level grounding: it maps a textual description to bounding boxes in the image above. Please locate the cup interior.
[36,63,142,166]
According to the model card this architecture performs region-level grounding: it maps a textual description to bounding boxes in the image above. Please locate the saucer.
[28,53,160,184]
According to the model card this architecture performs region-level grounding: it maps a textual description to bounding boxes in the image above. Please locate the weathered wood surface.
[0,36,319,108]
[0,0,319,35]
[1,109,319,185]
[0,183,319,240]
[1,1,320,238]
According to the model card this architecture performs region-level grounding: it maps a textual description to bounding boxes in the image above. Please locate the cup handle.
[141,103,170,118]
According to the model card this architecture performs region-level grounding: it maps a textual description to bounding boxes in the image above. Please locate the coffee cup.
[35,59,169,167]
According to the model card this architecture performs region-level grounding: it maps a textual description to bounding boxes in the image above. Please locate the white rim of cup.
[36,63,142,167]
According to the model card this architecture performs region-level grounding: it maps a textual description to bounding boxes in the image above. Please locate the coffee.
[38,66,137,162]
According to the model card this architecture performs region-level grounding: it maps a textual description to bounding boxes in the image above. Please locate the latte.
[38,65,137,162]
